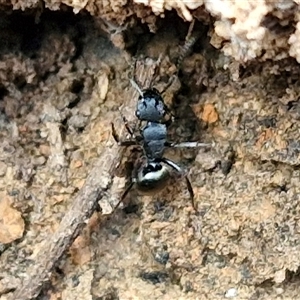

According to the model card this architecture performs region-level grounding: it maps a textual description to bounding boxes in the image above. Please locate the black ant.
[111,77,210,212]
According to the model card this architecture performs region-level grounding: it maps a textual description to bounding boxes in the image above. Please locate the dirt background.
[1,1,300,300]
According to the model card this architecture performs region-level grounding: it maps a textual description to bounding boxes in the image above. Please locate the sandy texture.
[1,1,300,300]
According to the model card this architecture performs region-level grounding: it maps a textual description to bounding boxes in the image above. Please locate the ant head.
[135,88,167,122]
[135,160,170,195]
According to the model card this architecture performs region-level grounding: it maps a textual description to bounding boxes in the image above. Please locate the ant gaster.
[112,79,210,212]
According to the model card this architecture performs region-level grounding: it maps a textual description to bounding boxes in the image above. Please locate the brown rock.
[0,195,25,244]
[201,103,219,124]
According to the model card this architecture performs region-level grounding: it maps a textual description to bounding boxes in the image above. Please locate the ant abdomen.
[135,161,170,195]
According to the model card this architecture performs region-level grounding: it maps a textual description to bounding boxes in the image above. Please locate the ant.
[111,75,210,212]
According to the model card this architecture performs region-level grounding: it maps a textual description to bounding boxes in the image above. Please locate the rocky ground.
[1,1,300,300]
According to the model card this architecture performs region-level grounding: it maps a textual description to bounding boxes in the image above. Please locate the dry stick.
[12,57,160,300]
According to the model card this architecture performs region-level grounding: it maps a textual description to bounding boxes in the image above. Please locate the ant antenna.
[130,79,144,97]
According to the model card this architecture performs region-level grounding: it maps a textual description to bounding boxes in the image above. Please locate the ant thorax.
[141,122,167,159]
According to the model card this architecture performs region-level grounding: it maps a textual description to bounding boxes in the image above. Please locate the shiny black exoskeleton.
[130,78,173,126]
[112,81,210,211]
[142,122,167,158]
[136,88,172,124]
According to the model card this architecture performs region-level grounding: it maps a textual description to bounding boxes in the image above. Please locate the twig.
[12,57,161,300]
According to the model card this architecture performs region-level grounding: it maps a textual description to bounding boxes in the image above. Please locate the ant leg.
[120,114,135,137]
[177,19,200,66]
[117,107,137,138]
[111,122,138,147]
[163,115,175,127]
[160,158,197,211]
[112,181,134,212]
[184,175,196,211]
[120,115,145,143]
[160,157,181,172]
[111,122,121,143]
[165,141,212,148]
[160,74,177,96]
[130,79,143,97]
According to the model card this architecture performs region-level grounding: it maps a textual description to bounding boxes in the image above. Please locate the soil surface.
[1,8,300,300]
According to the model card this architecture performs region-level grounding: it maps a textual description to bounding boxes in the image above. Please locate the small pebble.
[225,288,238,298]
